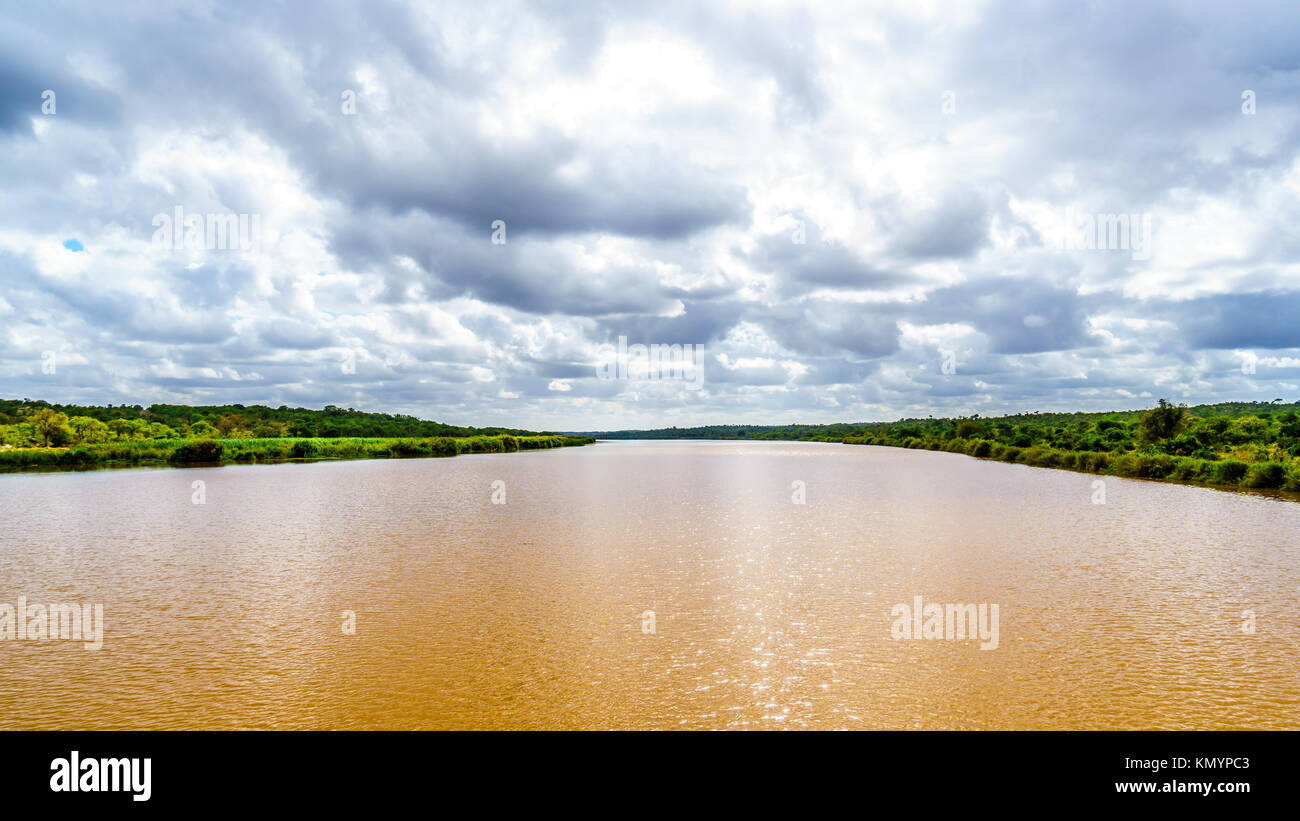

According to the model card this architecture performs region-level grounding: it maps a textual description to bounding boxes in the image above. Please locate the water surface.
[1,440,1297,729]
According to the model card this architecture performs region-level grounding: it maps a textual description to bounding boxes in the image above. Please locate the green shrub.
[1284,463,1300,492]
[1243,462,1286,489]
[1080,452,1109,472]
[1133,454,1175,478]
[1212,460,1249,485]
[1036,449,1063,468]
[1171,458,1201,481]
[430,437,459,456]
[170,439,224,463]
[290,440,319,458]
[1111,454,1138,477]
[388,439,422,457]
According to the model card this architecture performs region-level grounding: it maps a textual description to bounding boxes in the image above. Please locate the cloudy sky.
[2,0,1299,430]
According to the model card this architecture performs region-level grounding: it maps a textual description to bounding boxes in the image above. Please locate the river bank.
[0,434,595,472]
[843,433,1300,495]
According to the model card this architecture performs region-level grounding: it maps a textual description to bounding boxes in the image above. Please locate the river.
[1,440,1297,729]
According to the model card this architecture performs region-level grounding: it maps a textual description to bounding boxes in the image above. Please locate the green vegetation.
[581,399,1300,493]
[0,434,592,471]
[0,399,591,471]
[0,398,539,444]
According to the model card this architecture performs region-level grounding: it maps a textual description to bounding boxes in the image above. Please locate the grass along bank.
[0,434,595,471]
[842,432,1300,493]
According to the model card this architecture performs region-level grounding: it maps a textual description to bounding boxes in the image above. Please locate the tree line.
[0,399,544,448]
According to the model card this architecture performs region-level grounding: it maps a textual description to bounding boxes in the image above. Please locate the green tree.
[0,423,37,447]
[147,422,179,440]
[188,421,219,438]
[31,408,72,446]
[108,418,149,440]
[1227,415,1270,445]
[1139,399,1188,444]
[253,420,285,438]
[216,414,245,435]
[68,416,110,445]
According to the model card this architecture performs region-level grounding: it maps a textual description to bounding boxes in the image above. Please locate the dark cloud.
[892,187,991,260]
[915,277,1102,355]
[759,300,901,359]
[749,220,915,293]
[1162,291,1300,350]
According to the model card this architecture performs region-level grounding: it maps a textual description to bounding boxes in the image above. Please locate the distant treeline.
[0,399,545,447]
[580,401,1300,444]
[581,400,1300,492]
[582,422,870,441]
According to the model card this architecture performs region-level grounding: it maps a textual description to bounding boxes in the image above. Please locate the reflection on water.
[1,440,1297,729]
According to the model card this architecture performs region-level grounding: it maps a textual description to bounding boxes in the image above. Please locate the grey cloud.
[917,277,1101,355]
[759,300,901,359]
[749,220,915,294]
[1159,291,1300,350]
[892,187,991,260]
